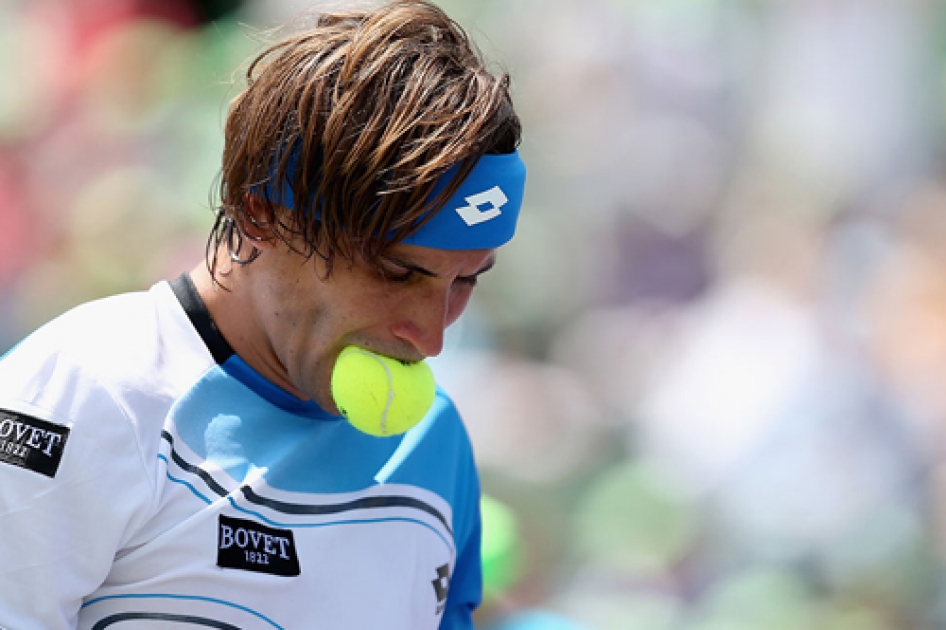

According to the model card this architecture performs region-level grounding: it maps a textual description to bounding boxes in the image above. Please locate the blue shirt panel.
[169,354,476,504]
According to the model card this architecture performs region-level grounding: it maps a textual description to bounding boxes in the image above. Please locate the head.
[210,0,521,275]
[200,0,525,413]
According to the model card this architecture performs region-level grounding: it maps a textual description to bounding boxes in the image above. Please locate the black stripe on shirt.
[93,613,240,629]
[169,273,235,365]
[239,485,453,537]
[160,431,452,538]
[163,430,230,499]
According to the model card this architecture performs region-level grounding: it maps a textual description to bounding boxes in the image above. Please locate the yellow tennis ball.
[330,346,436,437]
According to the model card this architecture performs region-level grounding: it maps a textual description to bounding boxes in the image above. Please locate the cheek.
[445,287,474,327]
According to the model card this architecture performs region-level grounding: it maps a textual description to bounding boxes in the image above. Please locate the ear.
[242,193,279,247]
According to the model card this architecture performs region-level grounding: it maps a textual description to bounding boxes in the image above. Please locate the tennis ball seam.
[350,348,396,435]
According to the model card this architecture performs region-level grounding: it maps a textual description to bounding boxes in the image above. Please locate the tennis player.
[0,1,525,628]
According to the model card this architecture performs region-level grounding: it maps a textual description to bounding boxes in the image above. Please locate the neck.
[188,260,311,402]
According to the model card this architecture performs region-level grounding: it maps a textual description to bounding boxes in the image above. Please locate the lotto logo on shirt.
[217,514,301,577]
[0,409,70,478]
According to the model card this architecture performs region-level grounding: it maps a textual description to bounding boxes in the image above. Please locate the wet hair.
[208,0,521,277]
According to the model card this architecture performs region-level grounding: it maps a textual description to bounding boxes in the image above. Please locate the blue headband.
[261,150,527,251]
[401,151,526,250]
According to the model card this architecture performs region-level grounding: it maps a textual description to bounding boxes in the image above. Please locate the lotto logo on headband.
[455,186,508,226]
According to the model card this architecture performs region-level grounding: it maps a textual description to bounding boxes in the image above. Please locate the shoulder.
[429,389,474,446]
[0,281,215,479]
[1,281,213,416]
[382,387,481,535]
[409,388,477,475]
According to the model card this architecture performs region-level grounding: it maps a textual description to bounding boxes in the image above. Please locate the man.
[0,1,525,628]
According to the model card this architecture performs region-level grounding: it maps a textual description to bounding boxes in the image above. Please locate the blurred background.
[3,0,946,627]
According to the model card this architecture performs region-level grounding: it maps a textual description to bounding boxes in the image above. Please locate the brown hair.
[209,0,521,277]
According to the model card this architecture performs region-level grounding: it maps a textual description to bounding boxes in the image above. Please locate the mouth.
[340,342,424,365]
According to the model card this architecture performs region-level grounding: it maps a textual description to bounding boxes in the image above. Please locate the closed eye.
[379,254,495,286]
[384,268,477,287]
[380,266,417,283]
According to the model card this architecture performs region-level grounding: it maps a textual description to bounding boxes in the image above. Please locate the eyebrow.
[384,254,496,279]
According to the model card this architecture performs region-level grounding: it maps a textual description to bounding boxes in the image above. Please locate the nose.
[391,286,458,358]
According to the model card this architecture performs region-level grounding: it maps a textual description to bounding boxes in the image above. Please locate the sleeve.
[0,343,155,630]
[438,458,483,630]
